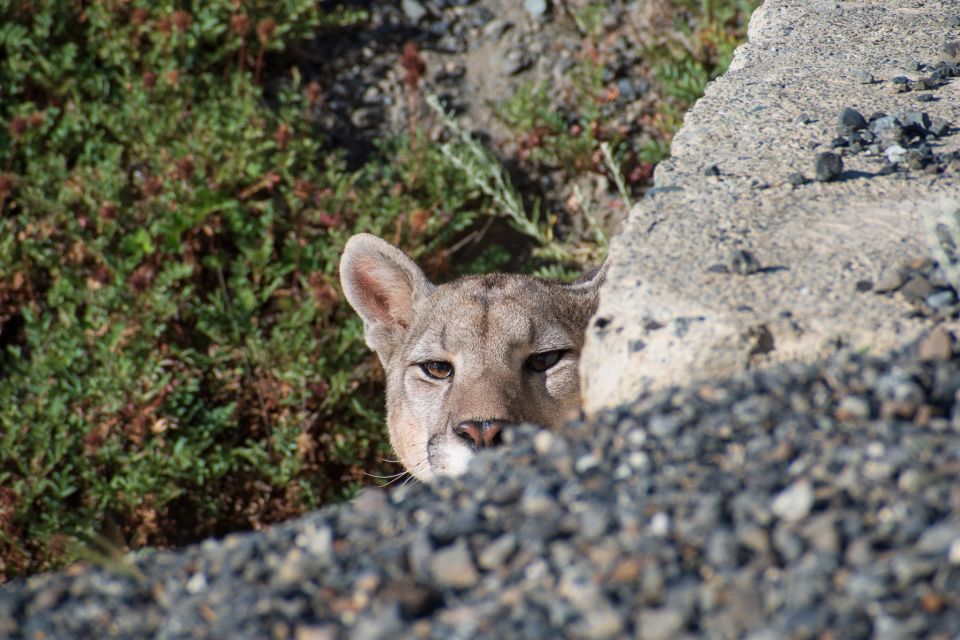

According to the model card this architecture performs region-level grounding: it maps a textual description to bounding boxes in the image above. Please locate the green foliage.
[431,95,610,277]
[0,0,486,579]
[495,81,604,174]
[642,0,761,161]
[0,0,758,580]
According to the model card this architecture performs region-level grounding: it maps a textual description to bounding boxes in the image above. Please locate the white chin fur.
[434,446,474,478]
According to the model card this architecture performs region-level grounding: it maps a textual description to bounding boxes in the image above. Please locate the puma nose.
[454,420,505,449]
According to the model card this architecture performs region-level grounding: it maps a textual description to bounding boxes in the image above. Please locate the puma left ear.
[340,234,435,362]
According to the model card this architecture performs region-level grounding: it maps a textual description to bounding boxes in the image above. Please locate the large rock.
[582,0,960,411]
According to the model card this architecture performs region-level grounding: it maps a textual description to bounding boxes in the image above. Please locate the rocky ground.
[582,0,960,410]
[3,333,960,638]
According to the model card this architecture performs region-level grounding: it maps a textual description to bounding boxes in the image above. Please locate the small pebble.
[815,152,844,181]
[429,540,479,589]
[771,479,815,522]
[401,0,428,23]
[929,117,950,137]
[838,107,867,132]
[729,249,763,275]
[523,0,549,18]
[918,328,953,362]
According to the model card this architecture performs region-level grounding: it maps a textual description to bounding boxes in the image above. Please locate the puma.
[339,233,606,481]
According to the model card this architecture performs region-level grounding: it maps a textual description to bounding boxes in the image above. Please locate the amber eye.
[420,361,453,380]
[525,350,565,372]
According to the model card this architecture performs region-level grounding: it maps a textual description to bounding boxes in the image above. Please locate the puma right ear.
[562,258,609,326]
[570,259,609,291]
[339,234,434,362]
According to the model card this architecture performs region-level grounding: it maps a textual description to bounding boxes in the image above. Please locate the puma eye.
[525,350,566,373]
[420,361,454,380]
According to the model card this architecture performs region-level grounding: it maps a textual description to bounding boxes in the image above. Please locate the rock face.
[581,0,960,412]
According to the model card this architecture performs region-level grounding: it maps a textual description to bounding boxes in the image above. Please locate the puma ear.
[563,259,608,325]
[567,259,609,293]
[340,233,434,361]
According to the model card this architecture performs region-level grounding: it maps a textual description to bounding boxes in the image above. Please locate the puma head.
[339,233,606,482]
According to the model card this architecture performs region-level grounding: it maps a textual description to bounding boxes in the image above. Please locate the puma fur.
[339,233,606,481]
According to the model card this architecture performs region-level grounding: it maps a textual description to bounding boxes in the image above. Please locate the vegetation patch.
[0,0,757,580]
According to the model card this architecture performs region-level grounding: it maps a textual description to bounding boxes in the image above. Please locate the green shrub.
[641,0,760,160]
[0,0,492,579]
[495,0,759,170]
[0,0,758,580]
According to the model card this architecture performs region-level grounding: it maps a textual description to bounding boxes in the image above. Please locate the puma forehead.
[340,233,606,482]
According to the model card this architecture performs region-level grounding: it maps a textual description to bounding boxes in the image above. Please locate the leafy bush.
[0,0,758,580]
[642,0,760,160]
[0,0,493,580]
[495,0,759,170]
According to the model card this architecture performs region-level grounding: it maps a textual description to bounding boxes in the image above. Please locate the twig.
[600,141,632,210]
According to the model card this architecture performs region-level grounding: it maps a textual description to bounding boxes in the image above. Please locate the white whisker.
[363,471,407,480]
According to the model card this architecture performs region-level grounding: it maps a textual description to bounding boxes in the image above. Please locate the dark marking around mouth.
[426,431,443,470]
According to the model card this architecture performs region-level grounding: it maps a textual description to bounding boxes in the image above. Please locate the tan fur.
[340,233,605,481]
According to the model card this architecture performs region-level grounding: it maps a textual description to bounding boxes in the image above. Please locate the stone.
[899,276,933,302]
[429,540,480,589]
[916,523,960,554]
[401,0,428,23]
[636,608,685,640]
[814,152,843,181]
[771,479,815,523]
[837,395,871,420]
[900,110,931,134]
[478,534,517,570]
[873,269,906,293]
[919,328,953,362]
[502,48,531,75]
[929,117,950,137]
[838,107,867,132]
[730,249,762,275]
[523,0,548,18]
[885,144,908,164]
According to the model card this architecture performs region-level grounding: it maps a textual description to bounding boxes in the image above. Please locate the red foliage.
[400,42,426,93]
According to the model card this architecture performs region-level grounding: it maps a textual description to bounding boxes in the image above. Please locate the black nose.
[454,420,506,449]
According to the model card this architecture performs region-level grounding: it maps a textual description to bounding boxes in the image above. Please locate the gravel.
[872,254,960,321]
[826,100,958,176]
[5,335,960,639]
[795,61,959,183]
